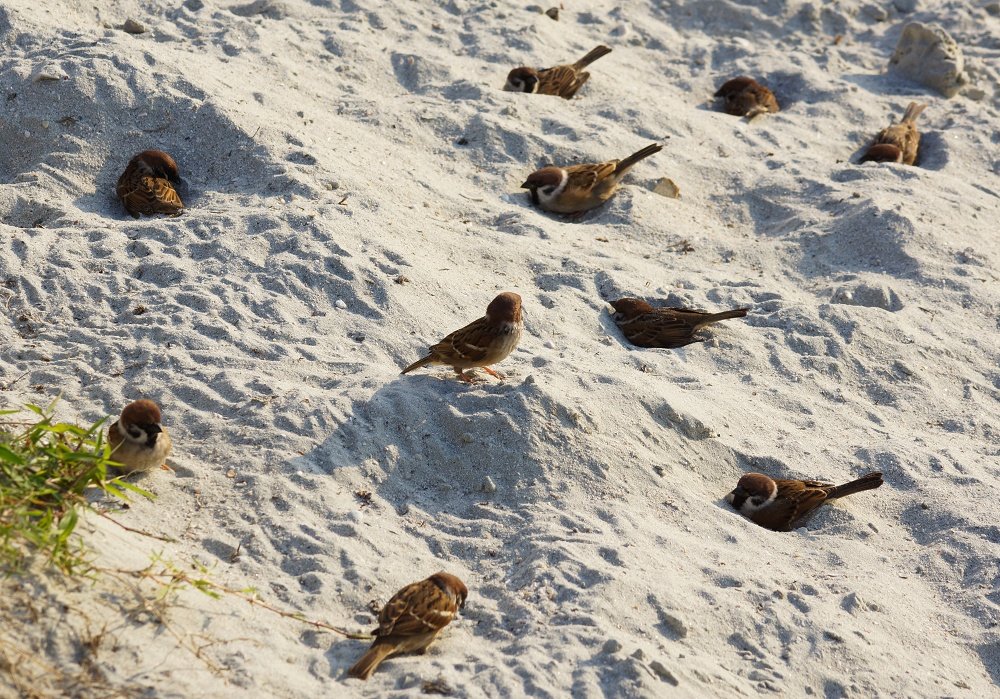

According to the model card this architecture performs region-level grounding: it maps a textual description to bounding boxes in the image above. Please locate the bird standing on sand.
[859,102,927,165]
[348,572,468,680]
[521,143,663,215]
[503,45,613,99]
[107,399,173,473]
[726,472,884,531]
[609,297,748,348]
[401,292,523,382]
[714,76,780,118]
[116,149,185,218]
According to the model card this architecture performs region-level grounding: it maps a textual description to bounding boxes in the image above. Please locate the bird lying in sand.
[503,45,612,99]
[401,292,523,382]
[107,399,173,473]
[521,143,663,215]
[726,472,884,531]
[116,149,185,218]
[714,76,779,118]
[609,297,748,348]
[859,102,927,166]
[348,572,468,680]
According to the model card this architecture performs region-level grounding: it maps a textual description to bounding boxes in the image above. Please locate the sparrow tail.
[699,308,750,327]
[614,143,664,176]
[573,45,612,70]
[827,472,884,500]
[400,355,434,375]
[347,643,396,680]
[901,102,927,124]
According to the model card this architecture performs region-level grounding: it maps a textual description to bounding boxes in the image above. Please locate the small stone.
[649,661,680,685]
[122,19,146,34]
[631,649,646,661]
[544,7,559,20]
[602,639,623,654]
[226,469,236,478]
[348,510,363,523]
[460,432,474,444]
[659,612,688,638]
[652,177,681,199]
[862,4,889,20]
[335,299,347,309]
[544,340,556,349]
[481,476,496,493]
[823,630,845,643]
[889,22,968,97]
[892,0,918,11]
[394,275,410,284]
[31,64,66,82]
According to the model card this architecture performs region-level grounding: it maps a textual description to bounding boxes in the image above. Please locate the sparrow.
[348,572,468,680]
[521,143,663,215]
[116,149,185,218]
[714,76,779,118]
[610,297,748,348]
[726,471,884,531]
[503,45,612,99]
[401,292,523,382]
[107,399,173,473]
[859,102,927,165]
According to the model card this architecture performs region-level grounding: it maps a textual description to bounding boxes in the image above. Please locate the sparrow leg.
[482,367,506,380]
[160,463,175,472]
[457,371,478,383]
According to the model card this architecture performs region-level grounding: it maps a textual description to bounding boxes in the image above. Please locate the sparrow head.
[859,144,903,164]
[726,472,778,512]
[610,297,655,320]
[503,67,539,93]
[486,292,522,324]
[430,571,468,609]
[133,150,182,183]
[119,399,165,445]
[520,166,567,206]
[714,76,757,98]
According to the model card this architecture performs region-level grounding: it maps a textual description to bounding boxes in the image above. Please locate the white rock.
[889,22,968,97]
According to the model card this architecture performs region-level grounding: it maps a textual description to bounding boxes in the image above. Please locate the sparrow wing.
[617,312,697,349]
[563,162,615,193]
[147,176,185,213]
[429,317,496,365]
[536,64,582,98]
[377,579,458,639]
[763,480,831,529]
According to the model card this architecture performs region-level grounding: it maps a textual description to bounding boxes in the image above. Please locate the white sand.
[2,0,999,696]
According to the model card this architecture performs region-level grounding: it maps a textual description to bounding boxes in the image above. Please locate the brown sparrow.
[107,399,173,473]
[401,292,523,382]
[610,297,748,348]
[521,143,663,215]
[348,572,468,680]
[714,76,779,118]
[116,150,184,218]
[503,45,612,99]
[859,102,927,165]
[726,472,884,531]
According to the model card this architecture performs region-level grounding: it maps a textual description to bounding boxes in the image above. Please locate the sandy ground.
[1,0,999,697]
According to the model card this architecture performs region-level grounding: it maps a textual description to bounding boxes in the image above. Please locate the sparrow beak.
[144,423,163,435]
[520,181,532,189]
[727,488,747,508]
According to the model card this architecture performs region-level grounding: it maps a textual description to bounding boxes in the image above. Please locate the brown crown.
[521,166,563,189]
[120,398,163,426]
[486,292,522,323]
[609,297,655,319]
[430,571,469,607]
[715,76,759,98]
[131,150,181,182]
[735,472,777,498]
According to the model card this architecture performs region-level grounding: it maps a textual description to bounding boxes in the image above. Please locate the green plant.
[0,399,151,575]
